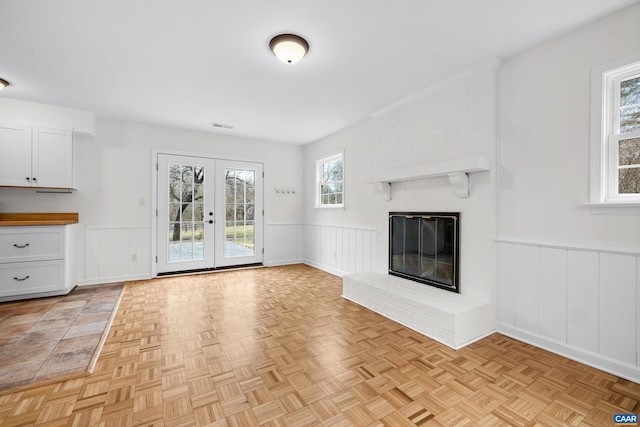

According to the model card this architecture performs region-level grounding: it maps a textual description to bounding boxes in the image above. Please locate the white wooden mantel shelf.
[369,156,491,200]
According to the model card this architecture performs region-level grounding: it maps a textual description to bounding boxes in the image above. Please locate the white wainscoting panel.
[496,242,516,325]
[514,244,539,333]
[304,224,375,277]
[497,238,640,383]
[539,247,567,343]
[567,250,599,353]
[599,253,637,366]
[82,226,152,285]
[264,224,304,266]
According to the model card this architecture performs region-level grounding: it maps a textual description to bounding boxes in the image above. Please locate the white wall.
[498,4,640,244]
[0,98,96,135]
[0,114,304,283]
[303,69,497,302]
[497,4,640,382]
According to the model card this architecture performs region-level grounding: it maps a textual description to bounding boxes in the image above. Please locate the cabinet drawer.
[0,260,64,297]
[0,227,64,262]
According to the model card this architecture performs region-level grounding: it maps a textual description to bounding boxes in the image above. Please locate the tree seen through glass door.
[168,164,205,261]
[225,168,256,257]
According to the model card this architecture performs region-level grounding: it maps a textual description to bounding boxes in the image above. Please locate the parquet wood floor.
[0,264,637,426]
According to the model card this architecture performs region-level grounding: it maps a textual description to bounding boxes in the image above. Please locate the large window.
[590,57,640,212]
[316,152,344,208]
[606,64,640,198]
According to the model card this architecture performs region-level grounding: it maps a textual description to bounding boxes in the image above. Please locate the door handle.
[208,220,213,224]
[209,212,213,216]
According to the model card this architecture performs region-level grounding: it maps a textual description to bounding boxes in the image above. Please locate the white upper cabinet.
[32,126,73,188]
[0,122,31,187]
[0,121,74,189]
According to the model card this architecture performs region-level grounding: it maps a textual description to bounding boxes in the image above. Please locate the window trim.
[588,54,640,214]
[315,150,344,209]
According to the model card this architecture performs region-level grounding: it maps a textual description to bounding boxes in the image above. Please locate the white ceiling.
[0,0,637,144]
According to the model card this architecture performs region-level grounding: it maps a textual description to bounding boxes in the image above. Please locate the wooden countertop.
[0,213,79,226]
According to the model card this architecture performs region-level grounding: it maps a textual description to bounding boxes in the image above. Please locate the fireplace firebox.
[389,212,460,293]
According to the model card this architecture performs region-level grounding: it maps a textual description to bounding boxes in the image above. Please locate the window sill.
[314,205,345,211]
[584,202,640,215]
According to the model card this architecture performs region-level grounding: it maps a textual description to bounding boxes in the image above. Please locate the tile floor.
[0,283,123,391]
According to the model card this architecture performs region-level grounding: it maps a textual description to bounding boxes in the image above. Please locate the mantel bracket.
[448,172,469,198]
[376,182,391,201]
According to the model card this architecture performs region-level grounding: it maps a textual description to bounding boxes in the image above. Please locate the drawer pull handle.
[13,243,30,249]
[13,276,30,281]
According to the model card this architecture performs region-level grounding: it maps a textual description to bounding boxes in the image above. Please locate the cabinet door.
[32,126,73,188]
[0,122,32,187]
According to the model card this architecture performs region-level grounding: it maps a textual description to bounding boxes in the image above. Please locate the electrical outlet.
[130,254,137,262]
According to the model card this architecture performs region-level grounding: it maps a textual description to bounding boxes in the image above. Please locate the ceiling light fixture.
[269,34,309,64]
[0,78,9,90]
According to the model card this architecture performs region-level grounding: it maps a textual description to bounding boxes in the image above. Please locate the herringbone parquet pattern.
[0,264,638,426]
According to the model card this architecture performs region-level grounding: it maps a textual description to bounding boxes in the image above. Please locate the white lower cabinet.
[0,225,77,302]
[0,260,65,297]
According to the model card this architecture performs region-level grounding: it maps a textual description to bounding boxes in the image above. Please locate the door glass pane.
[193,203,204,222]
[168,224,180,261]
[169,203,180,222]
[167,163,207,263]
[182,203,193,221]
[224,168,256,257]
[194,184,204,202]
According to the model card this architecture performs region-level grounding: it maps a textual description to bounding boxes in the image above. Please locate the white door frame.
[151,149,264,276]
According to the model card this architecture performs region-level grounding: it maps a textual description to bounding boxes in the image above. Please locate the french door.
[156,154,263,274]
[214,160,263,268]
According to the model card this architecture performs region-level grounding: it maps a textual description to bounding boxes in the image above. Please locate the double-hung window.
[607,64,640,198]
[590,57,640,212]
[316,152,344,208]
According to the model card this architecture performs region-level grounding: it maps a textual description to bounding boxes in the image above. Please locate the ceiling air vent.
[211,122,234,130]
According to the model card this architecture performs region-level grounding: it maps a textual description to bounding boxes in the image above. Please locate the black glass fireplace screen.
[389,212,460,293]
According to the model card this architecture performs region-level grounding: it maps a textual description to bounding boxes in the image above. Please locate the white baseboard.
[496,322,640,384]
[264,259,303,267]
[78,273,152,286]
[303,260,346,277]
